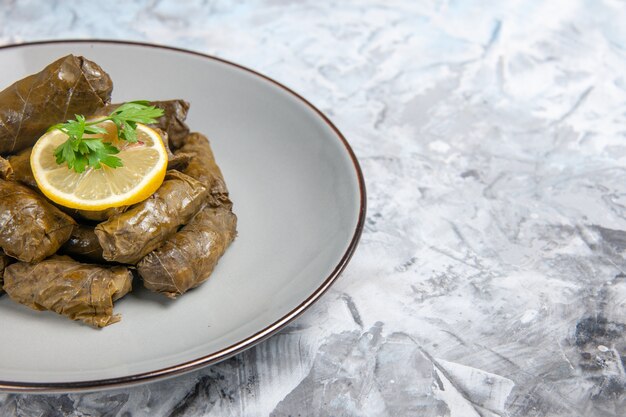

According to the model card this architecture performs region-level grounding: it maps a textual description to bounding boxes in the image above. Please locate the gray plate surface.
[0,40,365,392]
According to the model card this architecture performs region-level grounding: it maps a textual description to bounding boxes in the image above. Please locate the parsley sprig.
[49,101,164,173]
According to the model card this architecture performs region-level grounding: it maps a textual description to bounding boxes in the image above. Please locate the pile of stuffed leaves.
[0,249,10,292]
[0,55,237,328]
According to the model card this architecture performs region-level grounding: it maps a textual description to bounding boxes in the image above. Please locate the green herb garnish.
[49,101,164,173]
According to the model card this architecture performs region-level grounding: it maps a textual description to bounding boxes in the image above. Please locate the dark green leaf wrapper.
[176,132,231,208]
[74,207,127,222]
[0,55,113,154]
[0,179,75,262]
[0,249,11,293]
[95,170,208,264]
[0,156,12,180]
[0,54,234,327]
[138,205,237,298]
[6,147,36,188]
[139,136,237,298]
[3,256,132,328]
[61,225,105,263]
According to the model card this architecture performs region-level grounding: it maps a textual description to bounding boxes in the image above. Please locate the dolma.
[7,147,36,188]
[176,132,231,208]
[0,179,75,262]
[153,128,192,171]
[0,249,11,293]
[167,150,192,171]
[138,205,237,298]
[92,100,190,148]
[3,256,132,328]
[74,206,128,222]
[95,170,208,264]
[150,100,191,147]
[0,156,12,180]
[0,55,113,154]
[61,225,105,263]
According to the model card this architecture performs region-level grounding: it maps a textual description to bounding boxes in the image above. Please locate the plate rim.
[0,39,367,393]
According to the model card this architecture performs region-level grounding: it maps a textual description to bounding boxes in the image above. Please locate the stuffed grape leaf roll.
[0,179,75,262]
[0,55,113,154]
[0,156,12,180]
[3,256,132,328]
[152,128,192,171]
[74,206,128,222]
[176,132,231,208]
[150,100,191,148]
[6,147,36,188]
[95,170,208,264]
[0,249,11,293]
[138,205,237,298]
[61,225,105,263]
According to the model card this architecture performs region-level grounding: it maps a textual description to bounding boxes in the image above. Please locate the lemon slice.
[31,121,167,211]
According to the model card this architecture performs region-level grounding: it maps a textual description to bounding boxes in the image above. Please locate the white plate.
[0,40,365,392]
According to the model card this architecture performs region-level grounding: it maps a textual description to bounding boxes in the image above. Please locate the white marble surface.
[1,0,626,415]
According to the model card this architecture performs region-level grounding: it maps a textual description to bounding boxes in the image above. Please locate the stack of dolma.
[0,55,237,327]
